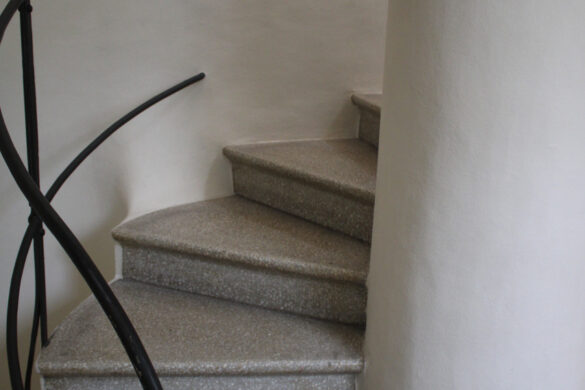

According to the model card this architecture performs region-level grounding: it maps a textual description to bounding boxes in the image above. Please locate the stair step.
[352,93,382,148]
[112,196,369,323]
[38,281,363,390]
[224,139,377,242]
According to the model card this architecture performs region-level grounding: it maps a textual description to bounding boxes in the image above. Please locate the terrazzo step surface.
[38,280,363,390]
[112,196,369,324]
[223,139,377,242]
[351,93,382,148]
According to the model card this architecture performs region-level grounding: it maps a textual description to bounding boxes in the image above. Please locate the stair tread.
[38,280,364,377]
[113,196,369,284]
[351,93,382,115]
[224,139,377,204]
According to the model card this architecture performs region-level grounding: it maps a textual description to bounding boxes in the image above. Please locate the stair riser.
[42,374,356,390]
[122,245,367,324]
[231,164,373,242]
[357,108,380,148]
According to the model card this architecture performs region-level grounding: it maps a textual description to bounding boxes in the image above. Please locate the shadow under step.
[224,139,377,242]
[352,93,382,148]
[113,196,369,324]
[38,281,363,390]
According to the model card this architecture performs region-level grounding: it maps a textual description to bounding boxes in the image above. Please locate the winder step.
[38,280,363,390]
[113,196,369,323]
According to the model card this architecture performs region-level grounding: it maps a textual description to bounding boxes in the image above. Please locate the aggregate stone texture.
[114,196,368,322]
[42,374,356,390]
[223,139,377,242]
[41,102,381,388]
[122,245,367,323]
[351,93,382,148]
[112,196,370,284]
[38,281,364,379]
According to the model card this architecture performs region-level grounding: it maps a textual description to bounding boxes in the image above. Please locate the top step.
[352,93,382,148]
[352,94,382,114]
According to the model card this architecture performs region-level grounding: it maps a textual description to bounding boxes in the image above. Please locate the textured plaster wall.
[0,1,386,388]
[364,0,585,389]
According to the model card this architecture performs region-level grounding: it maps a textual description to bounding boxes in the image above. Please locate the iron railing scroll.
[1,1,205,389]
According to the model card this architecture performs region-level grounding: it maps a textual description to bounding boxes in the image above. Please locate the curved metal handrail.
[2,1,205,388]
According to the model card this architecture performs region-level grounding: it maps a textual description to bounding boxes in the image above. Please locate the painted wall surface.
[364,0,585,389]
[0,1,386,388]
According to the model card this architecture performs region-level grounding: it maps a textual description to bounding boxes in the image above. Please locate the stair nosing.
[351,93,382,115]
[113,225,367,285]
[39,358,364,377]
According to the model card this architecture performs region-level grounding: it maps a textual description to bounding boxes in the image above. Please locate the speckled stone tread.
[351,93,382,115]
[42,375,357,390]
[113,196,369,323]
[113,197,369,283]
[351,93,382,148]
[38,281,363,388]
[224,139,377,241]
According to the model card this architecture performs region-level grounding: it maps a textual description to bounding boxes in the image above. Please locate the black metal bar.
[0,111,165,389]
[33,229,48,345]
[2,0,206,388]
[6,225,34,390]
[19,4,48,389]
[4,72,205,390]
[3,1,28,388]
[24,300,39,390]
[0,0,23,37]
[1,1,164,388]
[45,72,205,201]
[18,0,39,183]
[7,220,45,390]
[24,218,46,390]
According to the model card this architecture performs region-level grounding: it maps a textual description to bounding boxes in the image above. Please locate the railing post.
[19,1,38,179]
[19,0,48,349]
[2,1,203,386]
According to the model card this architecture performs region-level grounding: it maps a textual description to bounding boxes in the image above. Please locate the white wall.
[364,0,585,389]
[0,1,386,388]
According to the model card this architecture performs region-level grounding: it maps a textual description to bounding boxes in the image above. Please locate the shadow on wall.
[329,99,361,139]
[203,150,232,199]
[361,58,438,389]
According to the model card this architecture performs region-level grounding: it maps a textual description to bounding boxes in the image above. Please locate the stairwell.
[37,93,381,390]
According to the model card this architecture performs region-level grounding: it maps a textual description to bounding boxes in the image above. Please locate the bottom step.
[38,281,363,390]
[43,375,355,390]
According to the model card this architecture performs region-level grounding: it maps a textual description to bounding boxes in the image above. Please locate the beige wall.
[0,1,387,388]
[364,0,585,389]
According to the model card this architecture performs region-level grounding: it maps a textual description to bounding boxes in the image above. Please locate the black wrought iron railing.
[1,1,205,389]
